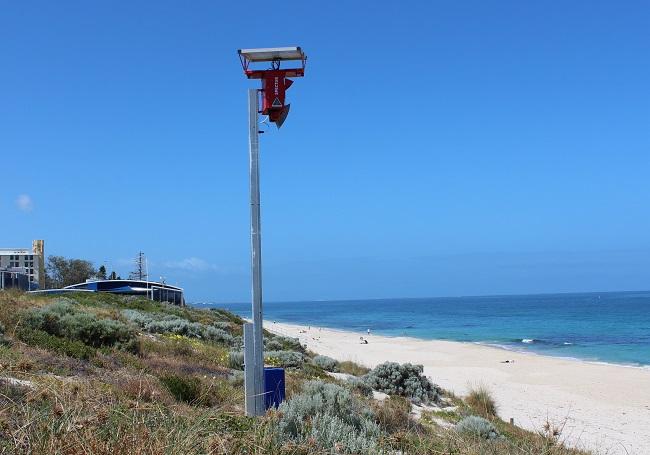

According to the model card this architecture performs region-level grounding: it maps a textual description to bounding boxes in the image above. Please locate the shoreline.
[260,317,650,371]
[471,341,650,371]
[266,319,650,455]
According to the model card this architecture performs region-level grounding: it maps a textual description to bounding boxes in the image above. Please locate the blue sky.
[2,1,649,302]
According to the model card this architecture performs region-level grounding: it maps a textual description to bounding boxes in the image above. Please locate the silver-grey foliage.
[211,321,230,331]
[264,350,303,368]
[313,355,339,372]
[265,334,303,352]
[228,351,244,370]
[455,415,499,440]
[363,362,440,404]
[26,301,134,348]
[346,376,373,397]
[276,380,381,453]
[121,309,234,345]
[265,339,283,351]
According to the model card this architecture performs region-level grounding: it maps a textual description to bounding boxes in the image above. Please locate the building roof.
[0,249,32,255]
[64,279,183,292]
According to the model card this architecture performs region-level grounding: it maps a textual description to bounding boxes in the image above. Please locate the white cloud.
[162,257,219,272]
[16,194,33,212]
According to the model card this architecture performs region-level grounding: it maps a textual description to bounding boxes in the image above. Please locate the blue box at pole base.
[264,367,285,410]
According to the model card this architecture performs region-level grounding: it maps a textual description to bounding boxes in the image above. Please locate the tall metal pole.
[246,88,265,416]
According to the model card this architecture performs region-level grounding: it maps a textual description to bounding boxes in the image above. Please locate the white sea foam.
[521,338,535,343]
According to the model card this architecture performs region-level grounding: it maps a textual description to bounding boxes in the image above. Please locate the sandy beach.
[267,321,650,455]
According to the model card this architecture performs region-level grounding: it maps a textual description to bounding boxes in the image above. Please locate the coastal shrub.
[276,335,303,352]
[466,385,498,417]
[228,351,244,370]
[121,309,153,327]
[276,380,381,453]
[25,302,134,348]
[147,318,204,337]
[203,326,235,344]
[308,412,381,453]
[346,376,373,397]
[122,309,235,345]
[211,321,230,331]
[313,355,339,372]
[455,415,499,440]
[265,339,283,351]
[300,362,330,379]
[363,362,440,404]
[209,308,244,325]
[16,328,95,360]
[160,374,201,404]
[265,334,303,353]
[264,350,303,368]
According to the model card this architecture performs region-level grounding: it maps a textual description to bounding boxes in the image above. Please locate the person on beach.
[367,328,371,335]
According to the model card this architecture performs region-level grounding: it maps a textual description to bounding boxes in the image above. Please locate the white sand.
[267,321,650,454]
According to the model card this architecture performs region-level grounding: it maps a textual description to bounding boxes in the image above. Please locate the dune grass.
[0,291,592,454]
[465,384,498,418]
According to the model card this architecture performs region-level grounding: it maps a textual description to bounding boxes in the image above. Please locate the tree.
[45,256,96,289]
[108,271,119,280]
[97,265,107,280]
[128,252,148,281]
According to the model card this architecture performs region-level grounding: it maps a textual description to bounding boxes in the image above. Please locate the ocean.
[208,291,650,367]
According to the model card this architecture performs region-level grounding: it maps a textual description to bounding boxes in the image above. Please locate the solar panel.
[238,47,305,63]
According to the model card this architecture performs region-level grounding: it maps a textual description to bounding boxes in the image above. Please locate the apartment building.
[0,240,45,288]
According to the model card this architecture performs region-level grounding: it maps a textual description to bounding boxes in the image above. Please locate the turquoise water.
[212,291,650,367]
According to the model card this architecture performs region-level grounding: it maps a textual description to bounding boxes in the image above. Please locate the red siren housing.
[238,47,306,128]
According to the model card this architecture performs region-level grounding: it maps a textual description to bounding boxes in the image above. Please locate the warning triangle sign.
[272,97,282,107]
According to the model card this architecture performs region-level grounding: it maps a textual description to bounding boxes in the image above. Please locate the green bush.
[363,362,440,404]
[16,328,95,360]
[160,374,201,404]
[313,355,339,372]
[455,415,499,440]
[265,338,283,351]
[211,321,230,331]
[25,302,134,348]
[209,308,244,325]
[264,334,303,353]
[273,335,303,352]
[346,376,373,397]
[228,351,244,370]
[264,350,303,368]
[122,309,235,345]
[276,380,381,453]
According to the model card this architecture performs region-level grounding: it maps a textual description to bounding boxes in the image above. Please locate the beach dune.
[269,321,650,455]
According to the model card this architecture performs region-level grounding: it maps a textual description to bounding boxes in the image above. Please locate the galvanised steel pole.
[246,88,265,416]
